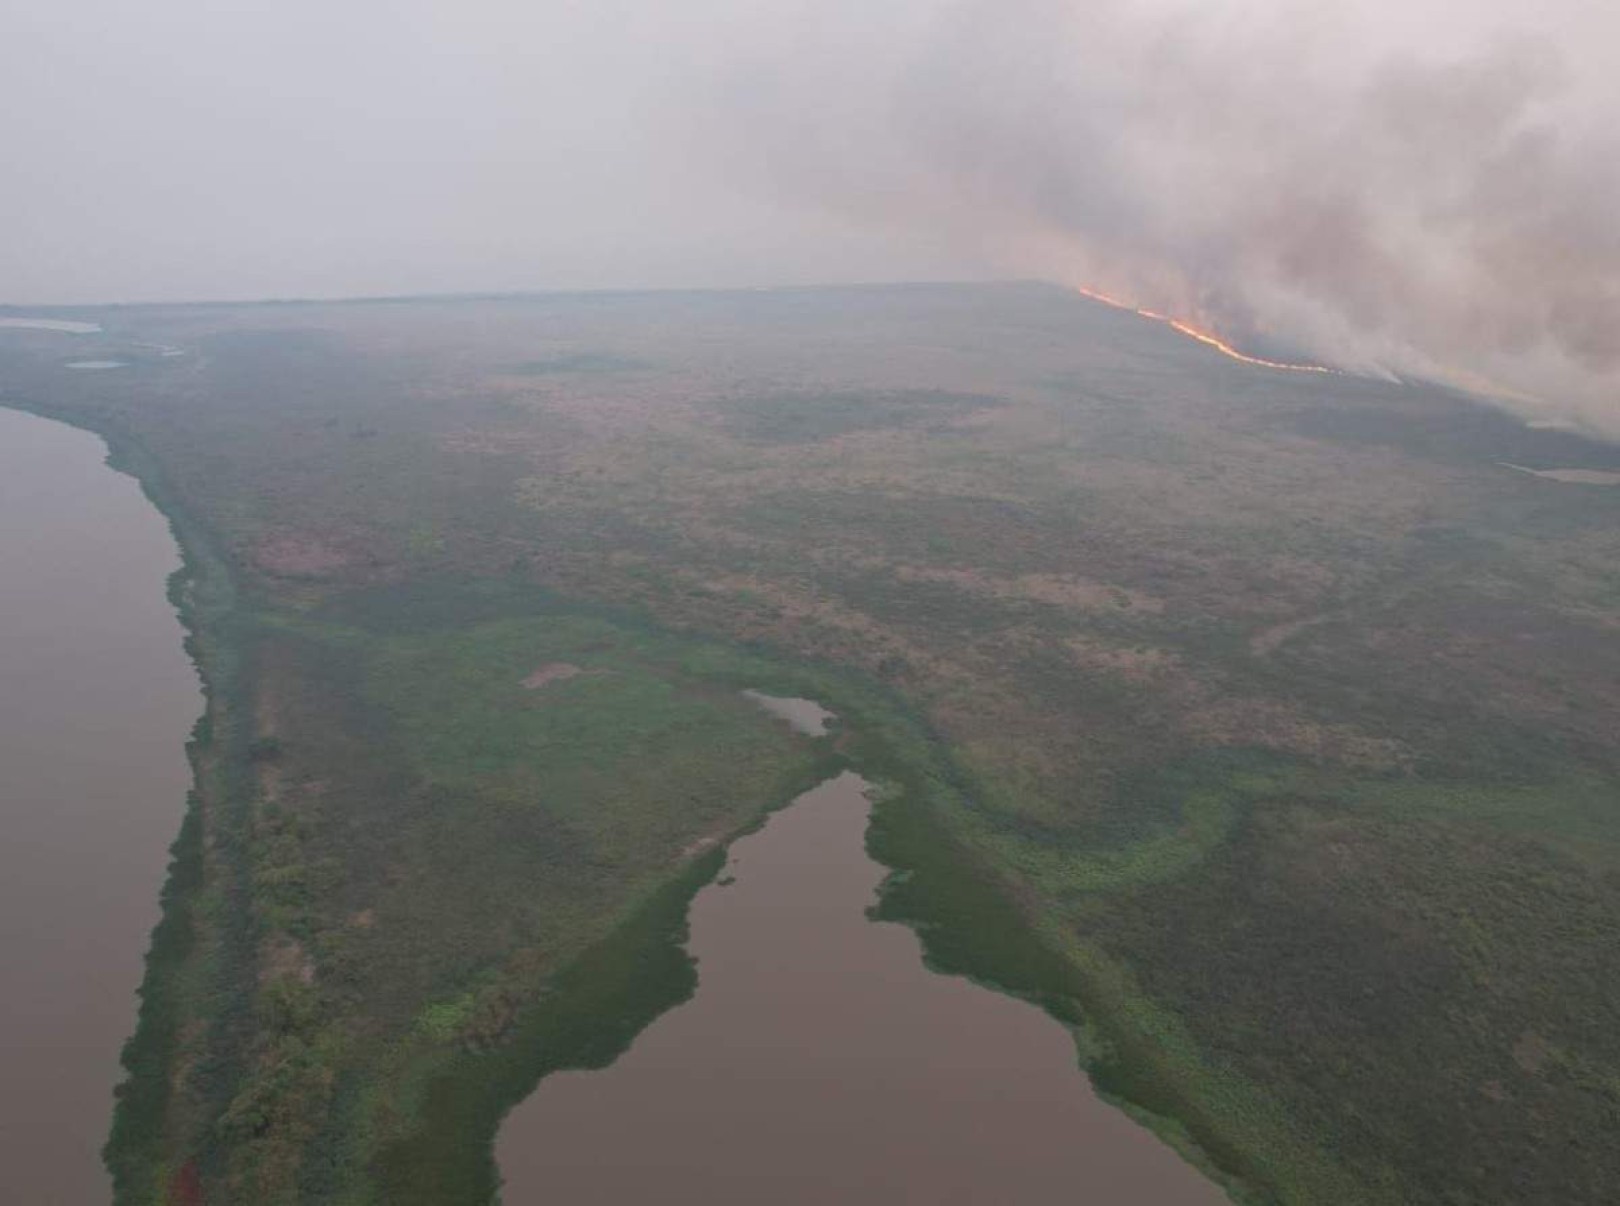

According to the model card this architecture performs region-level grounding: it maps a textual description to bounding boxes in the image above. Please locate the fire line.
[1074,286,1338,375]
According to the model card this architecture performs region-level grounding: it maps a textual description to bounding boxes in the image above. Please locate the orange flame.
[1074,286,1337,375]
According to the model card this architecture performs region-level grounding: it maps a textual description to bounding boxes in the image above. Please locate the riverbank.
[11,283,1608,1204]
[0,393,1250,1199]
[0,410,200,1204]
[6,396,1258,1206]
[0,400,255,1203]
[0,463,865,1205]
[498,767,1227,1204]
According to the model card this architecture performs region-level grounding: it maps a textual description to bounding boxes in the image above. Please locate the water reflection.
[498,771,1225,1205]
[0,409,199,1204]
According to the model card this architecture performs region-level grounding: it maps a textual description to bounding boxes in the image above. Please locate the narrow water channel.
[0,408,200,1204]
[496,768,1226,1204]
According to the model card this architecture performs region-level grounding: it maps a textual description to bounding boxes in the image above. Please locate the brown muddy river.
[0,409,199,1204]
[497,770,1226,1204]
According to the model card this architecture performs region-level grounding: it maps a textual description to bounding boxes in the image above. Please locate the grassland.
[1,282,1617,1203]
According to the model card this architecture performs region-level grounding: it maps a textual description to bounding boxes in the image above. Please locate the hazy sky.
[4,0,1616,424]
[1,0,966,302]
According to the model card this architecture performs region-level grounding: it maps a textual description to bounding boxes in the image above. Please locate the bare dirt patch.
[519,663,618,691]
[679,833,723,860]
[1250,611,1338,657]
[260,935,315,986]
[893,564,1163,615]
[521,662,585,689]
[1064,637,1180,685]
[1513,1031,1553,1075]
[253,532,353,578]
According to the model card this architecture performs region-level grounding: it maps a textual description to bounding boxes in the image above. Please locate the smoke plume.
[700,0,1620,432]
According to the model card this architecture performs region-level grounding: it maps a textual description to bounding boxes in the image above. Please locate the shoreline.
[0,400,1272,1205]
[0,400,245,1202]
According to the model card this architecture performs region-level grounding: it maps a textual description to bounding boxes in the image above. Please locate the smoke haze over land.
[696,0,1620,429]
[3,0,1617,428]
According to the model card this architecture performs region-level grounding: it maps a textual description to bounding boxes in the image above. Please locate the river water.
[497,770,1226,1205]
[0,409,199,1204]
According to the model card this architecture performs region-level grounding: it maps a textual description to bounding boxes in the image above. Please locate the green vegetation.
[1,281,1617,1203]
[373,843,725,1204]
[218,582,835,1202]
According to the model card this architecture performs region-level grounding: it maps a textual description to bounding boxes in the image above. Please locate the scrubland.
[3,282,1617,1203]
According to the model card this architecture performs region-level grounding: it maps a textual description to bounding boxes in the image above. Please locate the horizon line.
[0,276,1034,314]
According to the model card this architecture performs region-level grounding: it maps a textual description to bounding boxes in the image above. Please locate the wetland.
[497,769,1224,1204]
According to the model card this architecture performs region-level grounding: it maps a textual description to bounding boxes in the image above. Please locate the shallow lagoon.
[497,768,1225,1204]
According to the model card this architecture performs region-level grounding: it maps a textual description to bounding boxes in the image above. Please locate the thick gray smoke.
[4,0,1615,430]
[698,0,1620,431]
